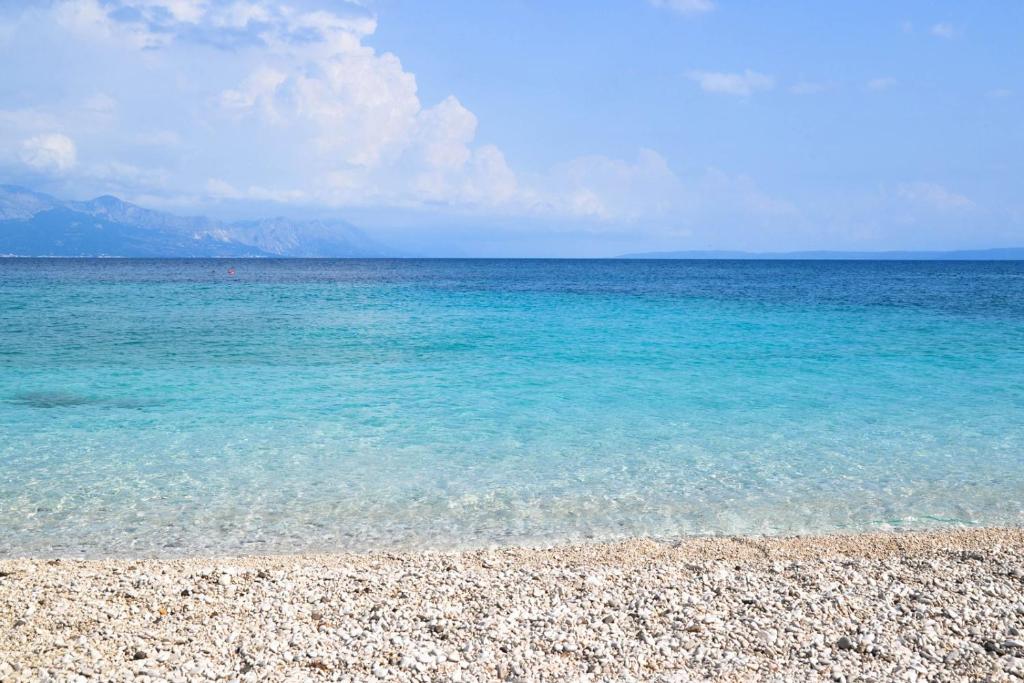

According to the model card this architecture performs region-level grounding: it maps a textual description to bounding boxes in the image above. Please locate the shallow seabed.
[1,259,1022,556]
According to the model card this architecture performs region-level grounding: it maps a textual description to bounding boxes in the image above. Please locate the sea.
[1,258,1022,557]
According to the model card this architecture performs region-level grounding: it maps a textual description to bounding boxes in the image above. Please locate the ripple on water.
[0,259,1022,557]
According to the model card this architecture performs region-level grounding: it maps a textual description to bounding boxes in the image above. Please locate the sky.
[0,0,1021,256]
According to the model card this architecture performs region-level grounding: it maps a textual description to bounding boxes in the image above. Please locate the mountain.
[619,248,1024,260]
[0,185,60,221]
[0,207,268,257]
[225,217,392,258]
[0,185,397,257]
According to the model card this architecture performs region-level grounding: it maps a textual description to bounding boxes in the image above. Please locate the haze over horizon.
[1,1,1022,257]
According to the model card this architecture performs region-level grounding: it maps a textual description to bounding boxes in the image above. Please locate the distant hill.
[0,185,397,257]
[619,248,1024,260]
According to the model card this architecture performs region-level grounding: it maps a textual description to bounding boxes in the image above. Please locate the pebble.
[0,527,1022,682]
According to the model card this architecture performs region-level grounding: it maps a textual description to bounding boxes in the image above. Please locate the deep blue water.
[1,259,1022,557]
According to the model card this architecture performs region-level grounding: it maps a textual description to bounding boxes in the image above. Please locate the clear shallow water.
[1,258,1022,557]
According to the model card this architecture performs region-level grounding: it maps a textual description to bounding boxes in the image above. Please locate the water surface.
[1,259,1022,556]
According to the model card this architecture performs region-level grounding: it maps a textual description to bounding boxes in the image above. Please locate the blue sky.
[0,0,1021,256]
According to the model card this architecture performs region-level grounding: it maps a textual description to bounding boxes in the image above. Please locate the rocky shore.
[1,528,1023,682]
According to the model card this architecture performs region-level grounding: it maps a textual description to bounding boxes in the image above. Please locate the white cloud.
[649,0,715,15]
[415,96,476,171]
[867,77,897,91]
[463,146,518,204]
[0,109,61,173]
[20,133,77,173]
[406,97,519,206]
[543,149,682,220]
[410,144,519,207]
[53,0,168,49]
[83,93,117,115]
[688,70,774,96]
[137,0,209,24]
[897,182,973,211]
[0,107,61,133]
[0,1,796,229]
[52,1,375,52]
[36,0,517,210]
[523,150,796,228]
[208,6,520,208]
[220,67,288,121]
[206,178,306,203]
[208,1,272,28]
[290,52,422,168]
[206,177,242,199]
[987,88,1012,99]
[89,160,169,189]
[930,22,955,39]
[701,168,797,217]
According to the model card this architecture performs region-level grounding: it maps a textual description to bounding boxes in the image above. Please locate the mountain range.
[620,248,1024,260]
[0,185,396,257]
[4,184,1021,260]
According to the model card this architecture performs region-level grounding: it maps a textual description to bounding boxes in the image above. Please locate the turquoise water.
[1,259,1022,557]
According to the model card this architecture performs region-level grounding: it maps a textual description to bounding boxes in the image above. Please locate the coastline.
[2,527,1022,681]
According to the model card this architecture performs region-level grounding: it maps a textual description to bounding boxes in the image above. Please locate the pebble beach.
[2,528,1023,682]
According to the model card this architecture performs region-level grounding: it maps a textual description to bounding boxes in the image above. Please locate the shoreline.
[1,521,1012,563]
[2,527,1023,681]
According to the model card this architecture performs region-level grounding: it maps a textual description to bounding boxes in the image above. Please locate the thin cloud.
[649,0,715,15]
[930,22,956,39]
[688,70,775,96]
[867,77,897,91]
[897,182,973,211]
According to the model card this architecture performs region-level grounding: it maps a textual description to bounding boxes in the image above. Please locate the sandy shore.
[2,528,1023,682]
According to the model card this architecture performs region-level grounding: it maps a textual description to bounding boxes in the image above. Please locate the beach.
[2,527,1022,682]
[3,0,1023,678]
[2,261,1023,681]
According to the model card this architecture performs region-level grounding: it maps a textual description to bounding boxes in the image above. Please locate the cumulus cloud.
[10,0,519,211]
[207,1,272,28]
[649,0,715,15]
[406,98,519,206]
[288,53,422,168]
[20,133,77,173]
[0,0,797,229]
[220,67,288,120]
[897,182,973,211]
[217,13,520,207]
[53,0,170,49]
[688,70,775,96]
[541,149,682,220]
